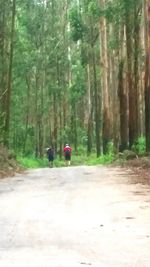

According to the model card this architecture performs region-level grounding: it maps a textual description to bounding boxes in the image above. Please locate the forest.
[0,0,150,163]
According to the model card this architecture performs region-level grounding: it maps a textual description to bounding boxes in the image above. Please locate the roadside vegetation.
[17,142,114,169]
[17,137,146,169]
[1,136,150,183]
[17,152,114,169]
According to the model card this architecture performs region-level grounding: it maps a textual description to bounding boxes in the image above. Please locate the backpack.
[48,148,54,156]
[65,148,70,156]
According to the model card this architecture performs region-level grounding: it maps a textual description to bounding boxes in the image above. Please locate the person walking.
[47,147,54,168]
[63,144,72,166]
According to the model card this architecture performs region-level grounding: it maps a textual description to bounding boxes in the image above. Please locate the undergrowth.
[17,152,114,169]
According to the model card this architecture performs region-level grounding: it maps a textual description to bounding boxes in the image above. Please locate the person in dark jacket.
[47,147,54,167]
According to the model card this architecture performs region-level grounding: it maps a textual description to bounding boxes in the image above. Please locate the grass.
[17,152,114,169]
[86,153,114,165]
[17,156,48,168]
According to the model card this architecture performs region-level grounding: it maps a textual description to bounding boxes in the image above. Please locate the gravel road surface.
[0,166,150,267]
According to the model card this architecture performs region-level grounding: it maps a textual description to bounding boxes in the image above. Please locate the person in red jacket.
[63,144,72,166]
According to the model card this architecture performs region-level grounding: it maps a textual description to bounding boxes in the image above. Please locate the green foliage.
[132,136,146,155]
[17,155,70,168]
[77,146,86,156]
[106,142,114,156]
[69,7,86,42]
[85,142,114,165]
[70,62,86,101]
[103,0,123,23]
[17,156,48,168]
[88,2,100,19]
[86,153,114,165]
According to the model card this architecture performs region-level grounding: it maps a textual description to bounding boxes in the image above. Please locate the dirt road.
[0,166,150,267]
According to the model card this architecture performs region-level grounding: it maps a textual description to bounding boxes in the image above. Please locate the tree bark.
[144,0,150,151]
[125,8,138,149]
[99,0,111,154]
[87,64,93,155]
[133,3,141,138]
[4,0,16,146]
[118,60,128,151]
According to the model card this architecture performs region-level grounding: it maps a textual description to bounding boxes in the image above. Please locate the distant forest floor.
[1,146,150,185]
[115,157,150,186]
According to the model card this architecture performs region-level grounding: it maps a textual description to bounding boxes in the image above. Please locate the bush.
[132,136,146,155]
[17,156,48,168]
[86,153,114,165]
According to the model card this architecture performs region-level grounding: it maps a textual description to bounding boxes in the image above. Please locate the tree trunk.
[92,47,100,157]
[125,9,138,149]
[144,0,150,151]
[4,0,16,146]
[99,0,111,154]
[118,60,128,151]
[0,1,6,142]
[87,64,93,155]
[35,69,39,158]
[23,74,31,154]
[111,52,119,153]
[133,3,141,138]
[53,92,58,153]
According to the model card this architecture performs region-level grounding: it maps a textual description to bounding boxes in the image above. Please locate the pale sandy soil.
[0,166,150,267]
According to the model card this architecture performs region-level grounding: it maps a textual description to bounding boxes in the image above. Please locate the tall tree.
[144,0,150,151]
[3,0,16,146]
[99,0,111,154]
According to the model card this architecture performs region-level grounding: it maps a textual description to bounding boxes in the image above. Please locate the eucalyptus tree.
[99,0,111,154]
[144,0,150,151]
[103,0,132,151]
[69,0,101,156]
[0,0,6,143]
[119,0,143,149]
[0,0,16,146]
[101,0,143,151]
